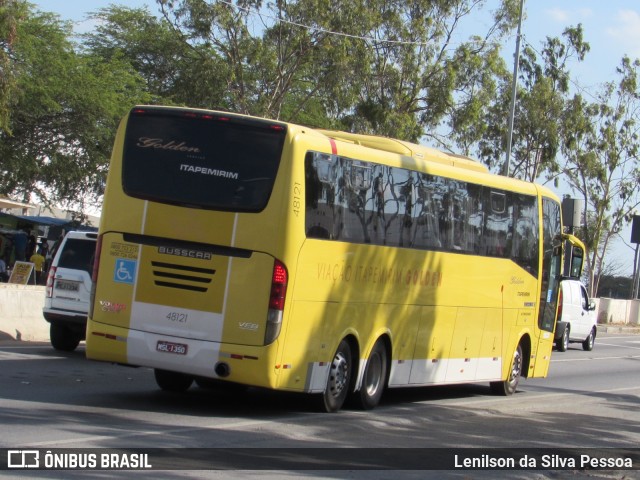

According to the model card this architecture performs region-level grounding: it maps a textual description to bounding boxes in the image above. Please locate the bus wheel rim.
[510,348,522,382]
[329,351,349,397]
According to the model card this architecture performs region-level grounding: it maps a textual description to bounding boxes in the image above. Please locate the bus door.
[533,199,562,377]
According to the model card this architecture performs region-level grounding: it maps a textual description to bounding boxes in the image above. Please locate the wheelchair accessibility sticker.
[114,258,136,285]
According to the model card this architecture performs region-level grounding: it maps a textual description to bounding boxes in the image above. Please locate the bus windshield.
[122,107,287,212]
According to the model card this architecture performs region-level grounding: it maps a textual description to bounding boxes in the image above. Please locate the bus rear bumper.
[86,320,279,389]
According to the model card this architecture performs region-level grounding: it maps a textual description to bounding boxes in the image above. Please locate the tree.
[83,5,224,107]
[342,0,519,143]
[0,6,150,211]
[446,40,510,158]
[475,25,590,180]
[0,0,27,133]
[146,0,520,139]
[561,56,640,296]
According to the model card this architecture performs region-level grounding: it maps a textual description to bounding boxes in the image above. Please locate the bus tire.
[154,369,193,392]
[490,344,522,396]
[352,339,388,410]
[50,323,81,352]
[321,339,353,413]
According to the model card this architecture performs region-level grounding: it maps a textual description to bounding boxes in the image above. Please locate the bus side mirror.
[562,233,586,278]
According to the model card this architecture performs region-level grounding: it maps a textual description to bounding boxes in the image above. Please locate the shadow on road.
[1,343,639,452]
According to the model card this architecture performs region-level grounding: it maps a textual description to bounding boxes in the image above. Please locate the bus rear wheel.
[154,369,193,392]
[490,344,522,396]
[321,340,353,413]
[352,339,388,410]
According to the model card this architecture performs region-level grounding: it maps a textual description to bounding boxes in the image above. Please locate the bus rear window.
[122,108,287,212]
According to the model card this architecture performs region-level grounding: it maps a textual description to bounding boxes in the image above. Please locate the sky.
[31,0,640,89]
[30,0,640,79]
[29,0,640,275]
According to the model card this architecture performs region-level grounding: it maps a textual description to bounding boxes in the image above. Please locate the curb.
[597,324,640,335]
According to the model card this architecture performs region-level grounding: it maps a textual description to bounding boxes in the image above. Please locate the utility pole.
[633,244,639,299]
[632,215,640,299]
[503,0,525,177]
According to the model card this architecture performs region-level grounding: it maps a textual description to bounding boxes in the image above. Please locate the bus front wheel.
[490,344,522,396]
[154,369,193,392]
[321,340,353,413]
[352,339,388,410]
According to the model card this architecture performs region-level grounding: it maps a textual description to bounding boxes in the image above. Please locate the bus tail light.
[45,266,57,298]
[88,234,103,319]
[265,260,288,345]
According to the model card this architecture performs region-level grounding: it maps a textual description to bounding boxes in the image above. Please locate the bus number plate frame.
[156,340,188,355]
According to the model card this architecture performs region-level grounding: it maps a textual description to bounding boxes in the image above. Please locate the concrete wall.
[0,284,49,341]
[597,298,640,325]
[1,284,638,343]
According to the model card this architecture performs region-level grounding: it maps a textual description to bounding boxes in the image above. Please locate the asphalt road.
[0,332,638,479]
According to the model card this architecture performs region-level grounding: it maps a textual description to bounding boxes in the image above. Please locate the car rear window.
[122,107,287,212]
[58,239,96,275]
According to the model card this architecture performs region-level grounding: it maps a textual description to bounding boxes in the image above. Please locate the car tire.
[582,328,595,351]
[50,322,81,352]
[557,326,569,352]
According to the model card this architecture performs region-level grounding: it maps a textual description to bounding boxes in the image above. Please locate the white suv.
[554,279,597,352]
[43,231,97,351]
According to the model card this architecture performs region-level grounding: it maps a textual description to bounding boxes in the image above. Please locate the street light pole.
[632,215,640,299]
[503,0,525,177]
[633,243,640,299]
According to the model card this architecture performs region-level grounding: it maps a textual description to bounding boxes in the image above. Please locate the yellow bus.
[86,106,585,412]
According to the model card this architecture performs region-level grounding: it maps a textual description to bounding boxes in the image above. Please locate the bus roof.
[126,106,556,201]
[317,130,489,173]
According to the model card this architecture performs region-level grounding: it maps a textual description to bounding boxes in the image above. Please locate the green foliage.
[0,6,150,208]
[0,0,638,289]
[142,0,519,142]
[475,24,590,181]
[561,56,640,295]
[0,0,28,133]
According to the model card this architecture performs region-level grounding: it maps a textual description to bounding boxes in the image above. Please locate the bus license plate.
[156,341,188,355]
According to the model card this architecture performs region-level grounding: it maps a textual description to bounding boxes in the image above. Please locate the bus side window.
[484,190,509,257]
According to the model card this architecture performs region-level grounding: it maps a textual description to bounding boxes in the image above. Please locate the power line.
[217,0,488,48]
[219,0,603,101]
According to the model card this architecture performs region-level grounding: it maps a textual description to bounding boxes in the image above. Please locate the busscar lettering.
[137,137,201,153]
[158,246,213,260]
[179,164,239,179]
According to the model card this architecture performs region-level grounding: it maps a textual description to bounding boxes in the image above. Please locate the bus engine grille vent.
[150,261,215,292]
